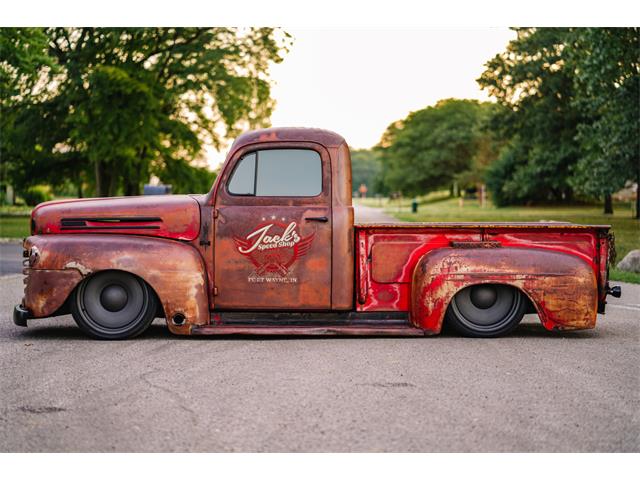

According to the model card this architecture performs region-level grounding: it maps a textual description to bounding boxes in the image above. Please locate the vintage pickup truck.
[14,127,621,339]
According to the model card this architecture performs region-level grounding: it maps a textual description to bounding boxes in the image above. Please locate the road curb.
[0,238,23,244]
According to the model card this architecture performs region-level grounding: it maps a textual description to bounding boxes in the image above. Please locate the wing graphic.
[233,236,262,268]
[287,232,315,267]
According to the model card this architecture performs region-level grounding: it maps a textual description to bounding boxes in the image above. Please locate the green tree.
[454,102,504,192]
[479,27,639,214]
[377,99,494,196]
[0,28,56,106]
[350,148,383,196]
[0,28,60,198]
[568,28,639,216]
[478,28,582,206]
[1,28,289,197]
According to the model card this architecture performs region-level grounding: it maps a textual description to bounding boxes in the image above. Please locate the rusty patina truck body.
[14,128,621,339]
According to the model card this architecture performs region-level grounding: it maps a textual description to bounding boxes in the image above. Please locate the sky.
[208,28,516,167]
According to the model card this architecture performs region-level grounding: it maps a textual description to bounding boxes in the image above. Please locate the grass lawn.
[362,197,640,284]
[0,215,30,239]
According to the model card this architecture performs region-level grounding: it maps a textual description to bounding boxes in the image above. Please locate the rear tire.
[71,271,158,340]
[445,284,525,338]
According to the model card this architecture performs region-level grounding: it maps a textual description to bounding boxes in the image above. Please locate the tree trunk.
[107,174,118,197]
[604,193,613,215]
[634,164,640,219]
[95,161,112,197]
[124,180,140,196]
[94,160,103,197]
[124,147,146,196]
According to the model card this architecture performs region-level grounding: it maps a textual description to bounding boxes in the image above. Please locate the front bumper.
[13,305,31,327]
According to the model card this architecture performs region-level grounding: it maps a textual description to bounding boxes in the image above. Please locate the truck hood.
[31,195,203,241]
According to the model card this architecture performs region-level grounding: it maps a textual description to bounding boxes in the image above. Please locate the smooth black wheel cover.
[71,271,158,340]
[446,284,526,337]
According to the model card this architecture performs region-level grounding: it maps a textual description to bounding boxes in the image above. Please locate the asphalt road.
[0,242,22,276]
[0,207,638,452]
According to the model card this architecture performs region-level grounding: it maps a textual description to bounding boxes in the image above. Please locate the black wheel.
[445,284,526,338]
[70,271,158,340]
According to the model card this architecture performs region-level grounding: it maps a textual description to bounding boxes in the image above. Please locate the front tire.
[445,284,526,338]
[71,271,158,340]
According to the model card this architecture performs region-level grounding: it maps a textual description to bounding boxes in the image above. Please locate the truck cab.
[209,128,354,311]
[15,127,620,339]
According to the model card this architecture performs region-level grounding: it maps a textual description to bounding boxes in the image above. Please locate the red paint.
[356,224,607,317]
[31,194,202,241]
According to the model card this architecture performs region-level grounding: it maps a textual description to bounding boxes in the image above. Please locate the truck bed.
[354,221,611,313]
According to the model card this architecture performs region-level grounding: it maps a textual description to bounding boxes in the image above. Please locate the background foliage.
[372,28,638,215]
[376,99,500,197]
[1,27,638,217]
[478,27,638,213]
[350,148,383,196]
[1,27,290,198]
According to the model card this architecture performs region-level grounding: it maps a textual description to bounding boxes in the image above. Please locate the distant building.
[143,184,172,195]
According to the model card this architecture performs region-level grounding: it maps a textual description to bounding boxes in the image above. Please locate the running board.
[214,310,410,327]
[193,311,422,336]
[190,325,425,337]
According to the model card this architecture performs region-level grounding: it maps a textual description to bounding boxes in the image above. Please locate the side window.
[228,152,256,195]
[227,149,322,197]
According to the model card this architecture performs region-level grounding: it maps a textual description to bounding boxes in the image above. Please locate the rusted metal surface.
[485,229,601,268]
[190,324,424,336]
[357,229,369,305]
[329,141,355,310]
[596,232,613,312]
[204,127,354,311]
[371,242,423,283]
[31,195,202,241]
[357,225,609,317]
[23,269,82,317]
[450,241,502,248]
[190,203,216,308]
[22,235,209,333]
[211,138,334,310]
[361,230,481,309]
[411,247,598,334]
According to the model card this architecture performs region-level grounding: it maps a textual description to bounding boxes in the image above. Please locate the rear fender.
[411,247,597,334]
[23,235,209,334]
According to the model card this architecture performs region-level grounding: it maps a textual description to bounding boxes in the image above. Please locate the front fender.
[411,247,597,334]
[23,235,209,334]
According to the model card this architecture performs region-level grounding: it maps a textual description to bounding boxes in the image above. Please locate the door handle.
[305,216,328,222]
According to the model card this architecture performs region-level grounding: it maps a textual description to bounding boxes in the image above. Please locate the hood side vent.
[60,217,162,230]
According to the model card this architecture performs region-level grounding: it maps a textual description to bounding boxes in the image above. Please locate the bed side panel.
[356,225,601,314]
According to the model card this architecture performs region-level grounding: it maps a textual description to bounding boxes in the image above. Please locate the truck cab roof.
[230,127,347,151]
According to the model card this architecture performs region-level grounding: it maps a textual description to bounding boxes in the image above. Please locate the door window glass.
[227,149,322,197]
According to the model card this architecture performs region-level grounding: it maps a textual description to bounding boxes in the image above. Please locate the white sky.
[208,28,516,167]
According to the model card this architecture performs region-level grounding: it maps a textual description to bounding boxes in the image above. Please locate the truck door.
[214,145,332,310]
